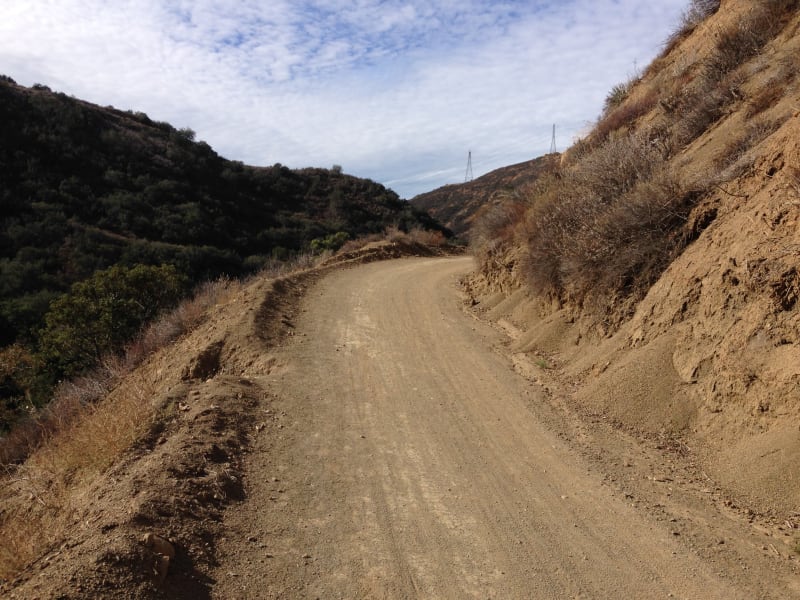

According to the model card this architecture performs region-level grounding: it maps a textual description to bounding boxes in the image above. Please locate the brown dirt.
[0,242,450,599]
[466,0,800,571]
[210,255,795,599]
[3,250,798,597]
[1,268,300,598]
[465,273,800,599]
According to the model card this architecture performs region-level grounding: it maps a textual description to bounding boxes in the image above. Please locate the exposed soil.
[0,243,454,599]
[211,256,796,599]
[4,252,799,598]
[465,0,800,573]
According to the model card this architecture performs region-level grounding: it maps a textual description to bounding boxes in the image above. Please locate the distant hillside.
[410,154,559,237]
[0,77,445,346]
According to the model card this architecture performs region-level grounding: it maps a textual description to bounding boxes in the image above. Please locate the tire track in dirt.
[212,256,752,599]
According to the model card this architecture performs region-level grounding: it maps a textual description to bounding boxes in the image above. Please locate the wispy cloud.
[0,0,688,198]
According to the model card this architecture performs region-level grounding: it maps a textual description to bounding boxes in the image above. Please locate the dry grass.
[745,84,786,119]
[473,2,797,326]
[593,89,659,144]
[790,167,800,197]
[661,0,720,58]
[371,225,448,247]
[470,192,529,261]
[670,1,798,149]
[672,70,746,147]
[0,277,237,468]
[0,265,267,583]
[703,1,798,85]
[0,276,244,581]
[0,469,61,580]
[0,370,158,581]
[603,79,635,114]
[570,131,665,202]
[714,115,787,180]
[406,227,447,247]
[521,130,701,319]
[36,372,156,476]
[337,233,384,254]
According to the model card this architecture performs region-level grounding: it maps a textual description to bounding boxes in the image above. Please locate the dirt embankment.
[468,0,800,530]
[464,137,800,586]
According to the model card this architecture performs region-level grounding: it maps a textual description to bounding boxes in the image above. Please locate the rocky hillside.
[410,154,558,237]
[469,0,800,516]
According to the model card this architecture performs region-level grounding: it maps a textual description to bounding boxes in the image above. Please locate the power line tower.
[464,150,474,183]
[549,124,557,154]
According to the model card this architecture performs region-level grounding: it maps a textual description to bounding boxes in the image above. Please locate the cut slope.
[469,0,800,520]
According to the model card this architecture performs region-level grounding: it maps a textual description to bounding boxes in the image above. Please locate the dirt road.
[212,256,749,599]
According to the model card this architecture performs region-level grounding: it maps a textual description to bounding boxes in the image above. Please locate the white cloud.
[0,0,689,198]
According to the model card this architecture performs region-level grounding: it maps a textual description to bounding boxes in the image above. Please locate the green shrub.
[38,264,186,377]
[310,231,350,253]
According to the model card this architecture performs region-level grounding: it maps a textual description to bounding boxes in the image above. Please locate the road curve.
[213,256,743,599]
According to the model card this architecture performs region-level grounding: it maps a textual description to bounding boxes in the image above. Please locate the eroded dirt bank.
[211,256,794,599]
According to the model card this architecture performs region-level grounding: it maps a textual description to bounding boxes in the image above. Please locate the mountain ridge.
[0,76,445,348]
[410,154,559,237]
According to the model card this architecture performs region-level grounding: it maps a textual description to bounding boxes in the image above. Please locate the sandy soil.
[210,256,792,599]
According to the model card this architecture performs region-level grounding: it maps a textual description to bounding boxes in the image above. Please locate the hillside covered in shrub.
[0,77,445,349]
[0,77,447,429]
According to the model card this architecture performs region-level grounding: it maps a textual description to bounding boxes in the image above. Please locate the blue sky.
[0,1,688,198]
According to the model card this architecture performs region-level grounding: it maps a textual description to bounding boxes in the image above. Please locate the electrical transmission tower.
[549,124,557,154]
[465,150,474,183]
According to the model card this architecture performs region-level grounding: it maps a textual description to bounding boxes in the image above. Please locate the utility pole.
[549,124,557,154]
[465,150,474,183]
